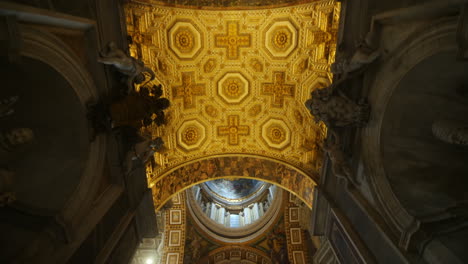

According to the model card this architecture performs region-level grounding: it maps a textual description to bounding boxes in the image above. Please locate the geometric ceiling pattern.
[124,0,340,202]
[147,0,317,9]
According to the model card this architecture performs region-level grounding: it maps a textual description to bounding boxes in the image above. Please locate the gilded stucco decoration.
[177,119,207,151]
[143,0,315,9]
[168,20,203,59]
[217,72,250,104]
[162,193,186,264]
[215,21,251,60]
[125,0,339,209]
[263,19,298,59]
[261,118,291,150]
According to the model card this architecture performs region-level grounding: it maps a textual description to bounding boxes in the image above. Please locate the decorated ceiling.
[132,0,317,9]
[124,0,339,208]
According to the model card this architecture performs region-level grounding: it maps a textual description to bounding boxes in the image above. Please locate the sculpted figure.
[321,130,358,187]
[98,42,155,93]
[0,168,15,206]
[110,84,170,129]
[0,95,19,118]
[0,128,34,206]
[1,127,35,162]
[87,84,170,136]
[432,119,468,146]
[305,83,369,127]
[124,137,164,175]
[331,42,380,75]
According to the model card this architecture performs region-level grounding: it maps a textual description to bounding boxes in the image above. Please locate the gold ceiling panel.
[125,0,339,182]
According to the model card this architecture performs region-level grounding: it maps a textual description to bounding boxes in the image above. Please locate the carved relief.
[168,20,203,59]
[264,19,298,59]
[177,120,207,151]
[203,58,217,73]
[261,119,291,150]
[218,115,250,145]
[205,105,219,118]
[217,72,250,104]
[248,104,262,117]
[172,72,206,109]
[250,58,264,72]
[262,72,295,107]
[215,22,251,60]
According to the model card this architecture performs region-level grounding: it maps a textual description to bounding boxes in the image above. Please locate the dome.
[203,179,267,203]
[187,178,282,243]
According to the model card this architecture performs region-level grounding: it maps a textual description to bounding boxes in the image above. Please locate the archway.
[151,155,317,210]
[362,17,468,249]
[0,23,109,263]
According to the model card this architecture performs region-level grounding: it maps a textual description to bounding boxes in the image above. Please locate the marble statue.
[124,136,164,175]
[432,119,468,146]
[331,41,380,75]
[305,83,370,127]
[0,168,15,206]
[322,130,358,187]
[98,42,155,93]
[0,95,19,118]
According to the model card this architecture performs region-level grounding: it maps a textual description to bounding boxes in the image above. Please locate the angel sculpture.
[124,136,164,175]
[321,130,358,187]
[98,42,155,94]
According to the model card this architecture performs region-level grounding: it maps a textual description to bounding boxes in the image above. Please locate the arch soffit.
[152,155,317,210]
[361,17,458,248]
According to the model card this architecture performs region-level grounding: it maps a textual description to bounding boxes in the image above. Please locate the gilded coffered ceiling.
[124,0,339,207]
[132,0,318,9]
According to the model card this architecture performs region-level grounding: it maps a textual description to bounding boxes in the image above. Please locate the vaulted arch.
[151,155,317,210]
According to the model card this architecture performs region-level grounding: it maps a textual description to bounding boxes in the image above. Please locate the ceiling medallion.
[264,19,298,59]
[182,126,199,145]
[168,20,203,59]
[217,72,250,104]
[261,118,291,149]
[174,27,194,52]
[273,27,291,49]
[269,126,286,144]
[177,119,207,151]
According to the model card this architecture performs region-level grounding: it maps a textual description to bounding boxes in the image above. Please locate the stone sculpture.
[305,83,370,127]
[109,84,170,129]
[98,41,155,93]
[0,168,15,206]
[0,128,35,206]
[331,41,380,75]
[0,95,19,118]
[87,84,170,138]
[124,136,164,175]
[432,119,468,146]
[321,130,358,187]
